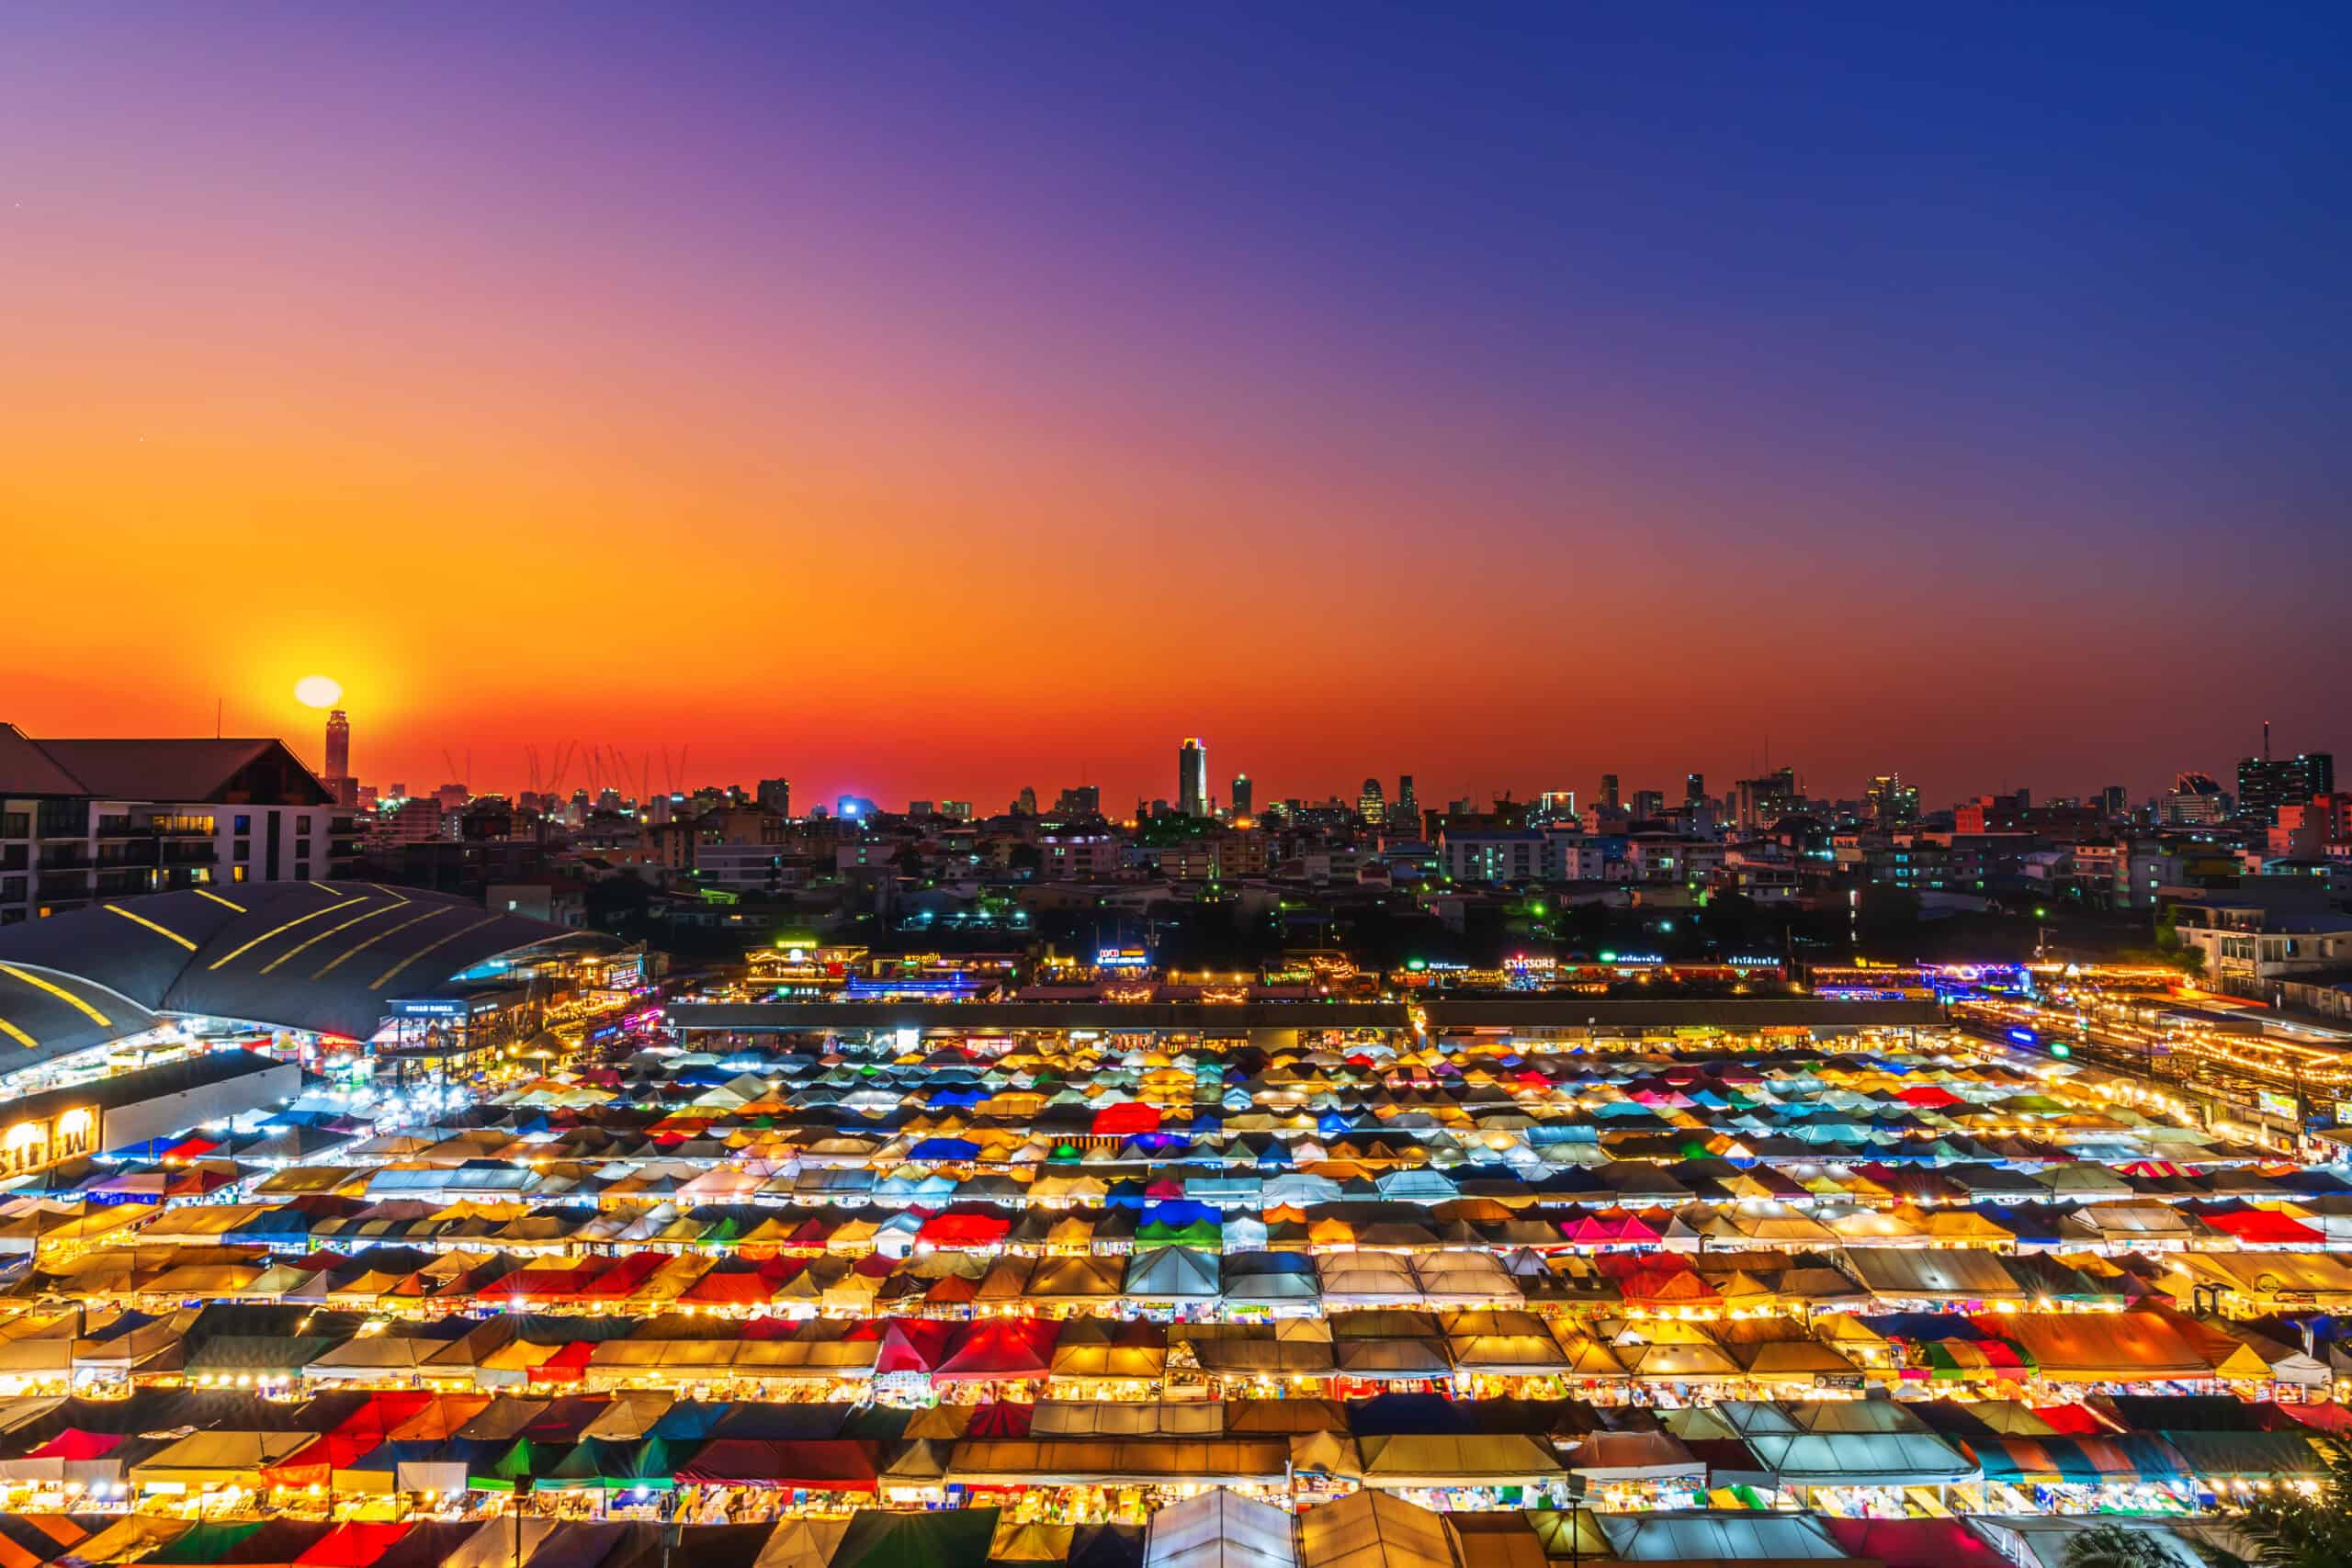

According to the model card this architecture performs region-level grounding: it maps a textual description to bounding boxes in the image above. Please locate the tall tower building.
[1600,773,1621,811]
[1177,739,1207,818]
[1357,777,1386,826]
[1230,774,1253,818]
[1866,773,1920,825]
[1396,774,1417,824]
[2237,747,2335,826]
[757,777,792,818]
[322,710,356,807]
[1685,773,1705,804]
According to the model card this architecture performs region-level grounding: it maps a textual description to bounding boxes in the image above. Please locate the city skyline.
[6,4,2349,800]
[213,702,2346,819]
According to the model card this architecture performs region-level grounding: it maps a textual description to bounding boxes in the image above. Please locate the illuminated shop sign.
[388,998,473,1019]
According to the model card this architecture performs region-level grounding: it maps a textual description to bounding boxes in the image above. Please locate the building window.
[232,864,249,884]
[234,839,251,861]
[234,815,252,834]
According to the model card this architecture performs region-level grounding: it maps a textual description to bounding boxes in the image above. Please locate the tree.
[2060,1523,2181,1568]
[2230,1434,2352,1568]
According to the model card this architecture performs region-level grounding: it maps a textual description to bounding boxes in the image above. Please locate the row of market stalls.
[84,1182,2352,1258]
[0,1479,2273,1568]
[0,1277,2336,1398]
[0,1386,2335,1527]
[82,1032,2317,1183]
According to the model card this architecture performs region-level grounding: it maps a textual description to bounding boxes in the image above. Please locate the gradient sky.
[6,2,2347,813]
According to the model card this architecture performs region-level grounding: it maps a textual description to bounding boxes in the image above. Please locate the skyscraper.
[2237,749,2335,826]
[1015,785,1039,818]
[1866,773,1920,825]
[1230,774,1253,818]
[322,710,356,807]
[1396,774,1416,824]
[1630,789,1664,821]
[1177,739,1207,818]
[1685,773,1705,804]
[757,777,792,818]
[1358,777,1385,825]
[1599,773,1620,811]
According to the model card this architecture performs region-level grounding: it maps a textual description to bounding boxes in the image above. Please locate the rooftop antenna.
[215,697,221,739]
[2264,718,2272,761]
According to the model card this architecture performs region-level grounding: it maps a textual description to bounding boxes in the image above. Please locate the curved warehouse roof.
[0,881,614,1061]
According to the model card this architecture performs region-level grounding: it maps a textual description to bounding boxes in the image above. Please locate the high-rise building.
[2099,784,2130,819]
[1866,773,1920,825]
[321,709,356,807]
[1177,739,1207,818]
[1358,777,1385,825]
[1733,768,1802,830]
[2158,772,2226,826]
[757,777,792,818]
[2238,749,2335,827]
[1054,784,1102,817]
[1536,790,1577,824]
[1396,774,1416,823]
[1685,773,1705,804]
[1600,773,1621,811]
[1015,785,1038,818]
[1230,774,1253,818]
[1630,789,1665,821]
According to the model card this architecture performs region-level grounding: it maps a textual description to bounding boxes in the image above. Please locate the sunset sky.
[6,3,2346,812]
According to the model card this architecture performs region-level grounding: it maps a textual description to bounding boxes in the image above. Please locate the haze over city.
[6,2,2347,809]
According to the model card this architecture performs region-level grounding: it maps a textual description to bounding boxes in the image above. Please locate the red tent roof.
[2030,1404,2109,1437]
[873,1318,957,1374]
[23,1429,123,1461]
[2200,1208,2326,1247]
[964,1402,1036,1438]
[932,1316,1062,1382]
[1091,1102,1161,1136]
[917,1211,1011,1248]
[674,1438,878,1492]
[296,1524,415,1568]
[683,1268,780,1305]
[526,1341,597,1383]
[1822,1518,2009,1568]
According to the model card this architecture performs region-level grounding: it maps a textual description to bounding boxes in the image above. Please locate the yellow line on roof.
[0,1016,34,1050]
[261,898,408,974]
[193,889,247,913]
[0,964,110,1027]
[103,905,198,951]
[312,905,450,979]
[370,913,503,991]
[207,896,369,970]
